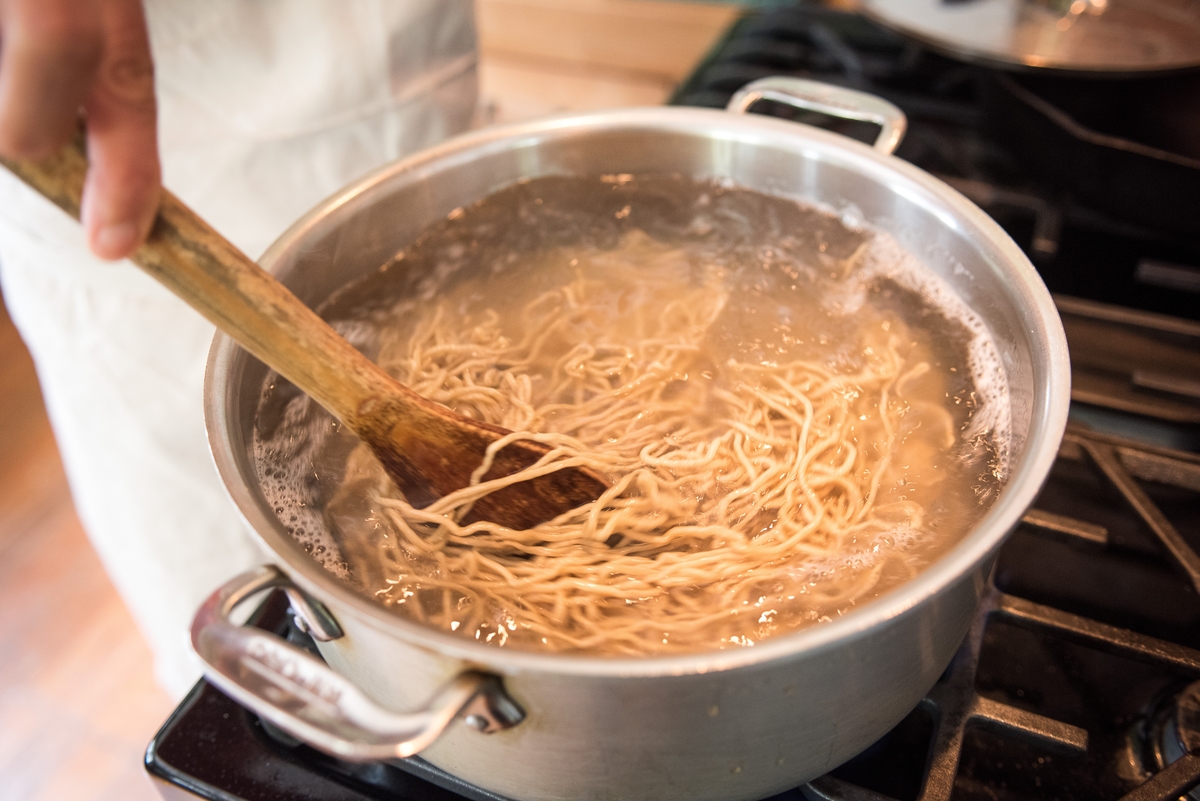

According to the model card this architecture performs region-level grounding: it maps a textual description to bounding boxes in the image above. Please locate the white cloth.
[0,0,477,698]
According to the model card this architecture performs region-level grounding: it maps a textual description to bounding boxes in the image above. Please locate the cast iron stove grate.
[804,422,1200,801]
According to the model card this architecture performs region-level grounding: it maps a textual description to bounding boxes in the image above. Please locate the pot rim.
[205,105,1071,678]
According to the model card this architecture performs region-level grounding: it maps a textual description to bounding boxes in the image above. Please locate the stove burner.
[1123,681,1200,801]
[1168,682,1200,764]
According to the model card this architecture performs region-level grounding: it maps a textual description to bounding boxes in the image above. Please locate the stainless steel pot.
[197,78,1070,801]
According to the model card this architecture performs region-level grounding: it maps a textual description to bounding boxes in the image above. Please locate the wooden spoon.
[0,136,608,529]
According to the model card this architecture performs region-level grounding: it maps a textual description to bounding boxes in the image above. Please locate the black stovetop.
[147,3,1200,799]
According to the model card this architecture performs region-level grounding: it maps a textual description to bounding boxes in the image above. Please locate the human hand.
[0,0,159,260]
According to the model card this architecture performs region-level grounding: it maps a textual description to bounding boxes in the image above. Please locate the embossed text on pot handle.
[726,77,908,155]
[190,565,524,761]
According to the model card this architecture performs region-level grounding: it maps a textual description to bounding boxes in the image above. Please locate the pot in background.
[197,78,1070,801]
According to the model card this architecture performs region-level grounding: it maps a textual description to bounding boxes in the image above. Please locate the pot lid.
[859,0,1200,73]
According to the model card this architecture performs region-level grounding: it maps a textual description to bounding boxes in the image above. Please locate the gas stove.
[146,3,1200,799]
[145,416,1200,801]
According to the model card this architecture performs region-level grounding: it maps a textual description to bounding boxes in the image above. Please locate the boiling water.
[253,176,1010,655]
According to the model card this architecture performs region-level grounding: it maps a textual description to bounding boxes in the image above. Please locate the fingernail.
[92,222,138,260]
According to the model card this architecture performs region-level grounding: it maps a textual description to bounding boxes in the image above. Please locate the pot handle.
[726,77,907,155]
[190,565,524,761]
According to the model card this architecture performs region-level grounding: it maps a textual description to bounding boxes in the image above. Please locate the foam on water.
[850,230,1011,479]
[253,319,386,576]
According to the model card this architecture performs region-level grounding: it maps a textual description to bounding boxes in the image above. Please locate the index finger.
[79,0,159,260]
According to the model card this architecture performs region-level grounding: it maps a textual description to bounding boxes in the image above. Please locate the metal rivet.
[464,714,490,731]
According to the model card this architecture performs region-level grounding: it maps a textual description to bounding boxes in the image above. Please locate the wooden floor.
[0,298,171,801]
[0,2,737,798]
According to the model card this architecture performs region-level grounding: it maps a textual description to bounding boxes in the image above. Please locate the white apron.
[0,0,477,698]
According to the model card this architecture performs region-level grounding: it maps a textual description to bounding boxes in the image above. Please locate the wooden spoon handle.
[0,134,421,430]
[3,134,610,528]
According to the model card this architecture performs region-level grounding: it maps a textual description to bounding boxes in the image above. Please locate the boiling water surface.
[254,175,1009,656]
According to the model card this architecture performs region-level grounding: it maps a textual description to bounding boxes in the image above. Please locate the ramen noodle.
[254,175,1010,656]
